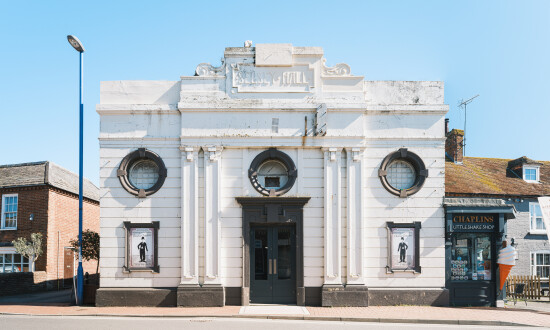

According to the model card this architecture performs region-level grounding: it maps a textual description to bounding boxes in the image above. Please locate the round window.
[386,160,416,190]
[378,148,428,198]
[118,148,167,197]
[249,148,297,196]
[257,160,289,190]
[129,159,160,190]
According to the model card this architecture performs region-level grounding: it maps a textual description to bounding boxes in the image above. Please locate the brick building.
[0,161,99,292]
[444,126,550,306]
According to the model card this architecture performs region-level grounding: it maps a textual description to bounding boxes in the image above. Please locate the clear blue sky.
[1,1,549,186]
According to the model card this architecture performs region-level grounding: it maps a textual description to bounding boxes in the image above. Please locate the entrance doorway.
[237,197,309,306]
[63,248,75,288]
[250,225,296,304]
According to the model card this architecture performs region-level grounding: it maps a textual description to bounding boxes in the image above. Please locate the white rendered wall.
[98,44,448,292]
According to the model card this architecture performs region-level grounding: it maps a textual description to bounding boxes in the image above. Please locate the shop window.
[531,251,550,279]
[529,203,545,234]
[450,233,493,281]
[248,148,297,196]
[118,148,167,198]
[523,166,539,183]
[1,194,18,230]
[378,148,428,198]
[0,253,30,273]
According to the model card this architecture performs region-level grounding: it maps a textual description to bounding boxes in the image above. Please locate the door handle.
[273,259,277,275]
[268,259,272,275]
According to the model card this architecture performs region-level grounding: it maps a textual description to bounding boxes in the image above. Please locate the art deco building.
[96,43,448,307]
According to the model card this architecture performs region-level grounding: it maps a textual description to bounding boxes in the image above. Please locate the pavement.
[1,291,550,328]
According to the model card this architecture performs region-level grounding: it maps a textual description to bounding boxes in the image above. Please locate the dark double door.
[250,225,296,304]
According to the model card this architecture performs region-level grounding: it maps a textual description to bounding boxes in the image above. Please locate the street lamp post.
[67,35,85,305]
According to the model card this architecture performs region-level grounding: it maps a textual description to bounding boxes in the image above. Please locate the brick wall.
[0,271,47,296]
[47,188,100,286]
[445,129,464,163]
[0,185,99,289]
[0,186,49,272]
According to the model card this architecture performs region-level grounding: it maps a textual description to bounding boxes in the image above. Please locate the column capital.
[203,146,223,162]
[179,146,200,162]
[345,147,364,162]
[322,147,343,161]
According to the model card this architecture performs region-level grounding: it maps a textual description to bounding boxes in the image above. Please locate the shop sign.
[451,214,495,232]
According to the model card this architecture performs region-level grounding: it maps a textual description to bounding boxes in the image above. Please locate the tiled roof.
[446,157,550,197]
[0,161,99,201]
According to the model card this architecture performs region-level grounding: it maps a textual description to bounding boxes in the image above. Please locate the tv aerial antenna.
[458,94,479,157]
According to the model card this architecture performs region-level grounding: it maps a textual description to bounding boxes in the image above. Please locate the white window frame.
[523,165,540,183]
[1,193,18,230]
[0,247,30,273]
[530,202,546,234]
[531,250,550,280]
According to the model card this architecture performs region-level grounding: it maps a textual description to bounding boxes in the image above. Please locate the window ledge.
[0,228,17,231]
[529,230,547,235]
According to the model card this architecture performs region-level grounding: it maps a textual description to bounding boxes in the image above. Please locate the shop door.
[449,233,496,306]
[64,248,74,288]
[250,226,296,304]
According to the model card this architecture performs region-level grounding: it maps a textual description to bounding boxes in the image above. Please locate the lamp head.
[67,35,85,53]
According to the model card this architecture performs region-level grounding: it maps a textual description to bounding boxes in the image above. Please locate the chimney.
[446,129,464,163]
[445,118,449,134]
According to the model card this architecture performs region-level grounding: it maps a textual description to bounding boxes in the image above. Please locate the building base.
[321,285,369,307]
[368,288,449,306]
[95,287,177,307]
[177,285,225,307]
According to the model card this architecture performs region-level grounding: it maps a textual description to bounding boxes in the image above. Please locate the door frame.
[237,197,310,306]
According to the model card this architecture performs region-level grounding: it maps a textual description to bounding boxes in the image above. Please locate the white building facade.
[96,43,449,307]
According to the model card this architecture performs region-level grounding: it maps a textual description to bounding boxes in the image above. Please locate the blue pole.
[77,50,84,305]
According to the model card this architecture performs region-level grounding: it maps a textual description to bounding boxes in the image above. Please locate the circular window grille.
[378,148,428,198]
[129,159,160,190]
[249,148,297,196]
[118,148,167,198]
[387,160,416,190]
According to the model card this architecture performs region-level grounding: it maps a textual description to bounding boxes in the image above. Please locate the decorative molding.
[322,58,351,76]
[179,146,199,162]
[350,147,363,162]
[205,146,223,162]
[323,147,342,161]
[195,60,226,77]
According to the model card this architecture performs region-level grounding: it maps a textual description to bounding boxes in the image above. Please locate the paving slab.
[0,305,549,327]
[239,305,309,315]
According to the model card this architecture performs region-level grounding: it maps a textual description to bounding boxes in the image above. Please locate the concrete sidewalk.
[0,304,549,327]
